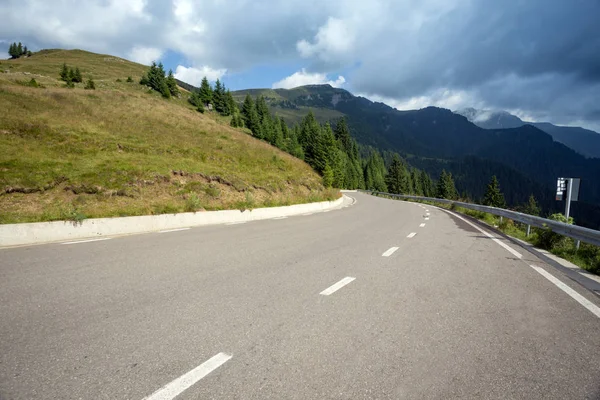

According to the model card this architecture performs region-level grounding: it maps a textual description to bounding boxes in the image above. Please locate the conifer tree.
[241,95,260,135]
[8,43,16,58]
[166,69,179,96]
[73,67,83,83]
[523,194,540,216]
[213,79,227,114]
[17,42,23,56]
[411,169,423,196]
[68,68,76,83]
[436,170,458,200]
[198,77,213,106]
[226,90,237,115]
[482,175,506,208]
[60,63,69,81]
[322,164,334,188]
[385,155,408,194]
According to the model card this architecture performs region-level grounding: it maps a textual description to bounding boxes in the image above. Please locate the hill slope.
[455,108,600,159]
[0,50,333,224]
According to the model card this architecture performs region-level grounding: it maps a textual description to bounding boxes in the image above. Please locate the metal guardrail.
[363,190,600,247]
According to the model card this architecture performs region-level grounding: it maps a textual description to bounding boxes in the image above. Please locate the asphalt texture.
[1,192,600,400]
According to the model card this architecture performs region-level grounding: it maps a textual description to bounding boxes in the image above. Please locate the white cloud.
[174,65,227,86]
[297,17,355,61]
[272,69,346,89]
[128,46,162,66]
[364,88,480,112]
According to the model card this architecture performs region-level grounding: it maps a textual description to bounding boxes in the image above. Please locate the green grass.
[0,49,339,223]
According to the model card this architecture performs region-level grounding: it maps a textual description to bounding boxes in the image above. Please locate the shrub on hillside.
[84,78,96,90]
[536,213,574,250]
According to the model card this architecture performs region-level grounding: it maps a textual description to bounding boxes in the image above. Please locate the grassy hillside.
[232,87,345,125]
[0,50,335,224]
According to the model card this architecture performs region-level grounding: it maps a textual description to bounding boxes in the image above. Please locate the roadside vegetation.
[0,49,336,224]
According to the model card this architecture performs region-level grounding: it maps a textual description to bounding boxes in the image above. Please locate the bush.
[126,76,133,83]
[184,193,202,212]
[84,78,96,90]
[116,78,122,82]
[536,213,573,250]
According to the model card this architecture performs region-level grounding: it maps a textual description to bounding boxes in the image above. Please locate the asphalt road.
[1,192,599,400]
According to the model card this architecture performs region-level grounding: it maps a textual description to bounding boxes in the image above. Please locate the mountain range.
[231,85,600,228]
[456,108,600,159]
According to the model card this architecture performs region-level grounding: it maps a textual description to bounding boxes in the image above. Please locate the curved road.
[1,193,599,399]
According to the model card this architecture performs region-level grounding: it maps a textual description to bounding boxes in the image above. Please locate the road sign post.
[565,178,573,220]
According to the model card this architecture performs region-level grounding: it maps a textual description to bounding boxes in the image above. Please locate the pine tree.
[385,155,408,194]
[411,169,423,196]
[334,117,353,154]
[60,63,69,81]
[159,79,171,99]
[226,90,237,115]
[23,46,28,56]
[213,79,227,114]
[437,170,458,200]
[482,175,506,208]
[241,95,260,135]
[166,69,179,96]
[421,170,435,197]
[8,43,16,58]
[364,151,387,191]
[523,194,540,216]
[68,68,76,83]
[322,164,334,188]
[17,42,23,56]
[198,77,213,106]
[73,67,83,83]
[188,91,204,112]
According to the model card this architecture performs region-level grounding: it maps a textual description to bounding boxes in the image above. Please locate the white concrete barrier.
[0,195,347,247]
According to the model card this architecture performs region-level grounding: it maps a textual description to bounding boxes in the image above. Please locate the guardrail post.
[500,216,503,224]
[526,225,531,237]
[576,240,580,251]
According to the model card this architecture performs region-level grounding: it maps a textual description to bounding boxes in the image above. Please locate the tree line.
[8,42,31,59]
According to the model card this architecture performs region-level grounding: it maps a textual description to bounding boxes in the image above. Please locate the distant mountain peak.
[455,107,600,158]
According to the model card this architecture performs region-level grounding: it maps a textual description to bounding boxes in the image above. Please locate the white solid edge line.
[420,223,426,227]
[442,209,522,259]
[158,228,190,233]
[225,221,247,225]
[320,277,356,296]
[407,232,417,238]
[61,238,111,245]
[272,216,288,220]
[382,246,399,257]
[530,265,600,319]
[143,352,232,400]
[302,213,314,216]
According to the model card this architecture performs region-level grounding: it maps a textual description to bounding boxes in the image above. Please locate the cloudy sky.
[2,0,600,131]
